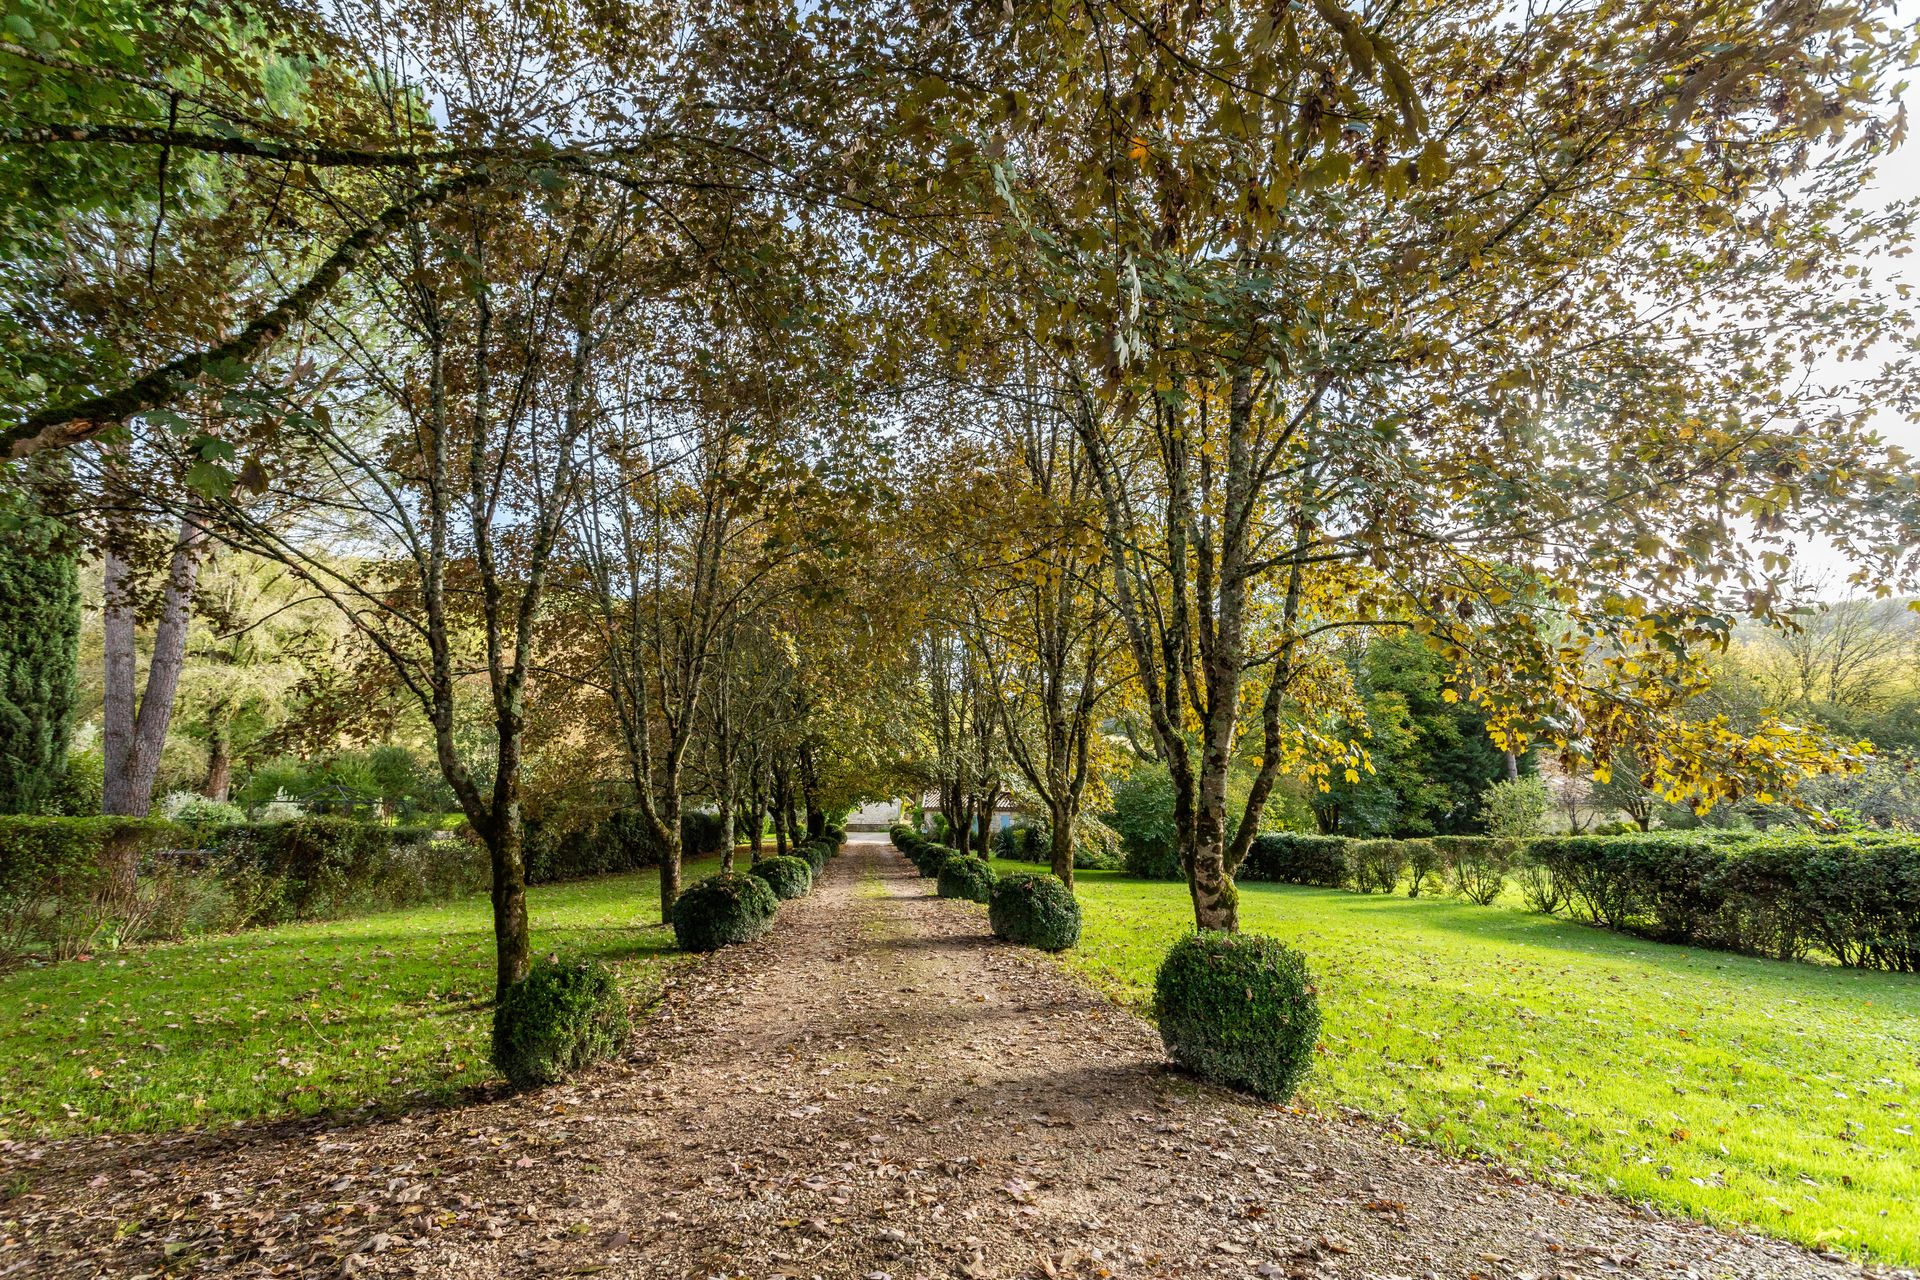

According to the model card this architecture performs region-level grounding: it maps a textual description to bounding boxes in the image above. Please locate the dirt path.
[2,840,1899,1279]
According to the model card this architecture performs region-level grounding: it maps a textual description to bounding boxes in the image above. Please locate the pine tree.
[0,508,80,814]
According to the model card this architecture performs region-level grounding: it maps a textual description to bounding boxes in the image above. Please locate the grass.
[0,856,722,1139]
[992,860,1920,1265]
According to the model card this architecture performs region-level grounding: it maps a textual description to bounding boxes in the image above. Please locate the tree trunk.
[1048,800,1075,888]
[202,703,232,802]
[657,793,683,919]
[488,814,531,995]
[99,518,205,904]
[101,517,205,818]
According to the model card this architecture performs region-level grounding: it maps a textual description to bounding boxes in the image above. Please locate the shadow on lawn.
[1235,879,1920,1000]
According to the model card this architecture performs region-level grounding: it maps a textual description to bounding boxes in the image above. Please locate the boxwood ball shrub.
[936,853,995,903]
[1153,930,1320,1102]
[491,956,631,1089]
[988,872,1081,951]
[670,872,779,952]
[799,839,832,877]
[751,854,812,900]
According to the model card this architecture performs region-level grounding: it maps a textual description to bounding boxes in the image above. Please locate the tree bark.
[201,706,232,802]
[488,815,531,999]
[1047,799,1075,889]
[101,511,208,899]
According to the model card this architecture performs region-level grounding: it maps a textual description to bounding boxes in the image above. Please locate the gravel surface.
[2,838,1904,1280]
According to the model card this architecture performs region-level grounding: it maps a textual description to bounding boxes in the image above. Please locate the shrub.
[751,854,812,900]
[1478,776,1549,838]
[1111,763,1181,879]
[1153,930,1320,1102]
[1517,843,1570,915]
[823,822,847,849]
[988,873,1081,950]
[491,957,630,1088]
[158,791,247,825]
[670,872,779,951]
[906,838,954,878]
[1073,814,1126,870]
[1403,839,1446,897]
[1240,833,1349,886]
[1434,835,1517,905]
[1516,832,1920,971]
[797,839,832,878]
[681,810,728,858]
[524,808,658,884]
[936,854,995,903]
[1346,839,1408,894]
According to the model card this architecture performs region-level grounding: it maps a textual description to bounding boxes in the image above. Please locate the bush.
[1111,763,1182,879]
[1519,832,1920,971]
[1346,839,1408,893]
[1479,776,1549,838]
[1072,814,1125,870]
[681,810,728,857]
[1240,833,1349,886]
[988,872,1081,950]
[491,957,630,1088]
[158,791,247,825]
[823,822,847,849]
[1435,835,1517,905]
[0,815,490,961]
[525,808,657,884]
[1153,930,1320,1102]
[796,839,832,878]
[669,872,779,951]
[903,836,954,878]
[1404,839,1445,897]
[751,854,812,900]
[936,854,995,903]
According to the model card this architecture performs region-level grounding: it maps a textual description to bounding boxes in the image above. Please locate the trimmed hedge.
[1240,833,1350,887]
[1154,930,1320,1102]
[669,872,779,952]
[1346,839,1409,894]
[0,815,488,960]
[682,810,729,858]
[1523,832,1920,968]
[988,872,1081,951]
[1435,835,1517,905]
[936,854,995,903]
[751,854,813,900]
[491,956,630,1088]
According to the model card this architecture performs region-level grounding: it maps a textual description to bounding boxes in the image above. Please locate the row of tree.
[3,0,1918,989]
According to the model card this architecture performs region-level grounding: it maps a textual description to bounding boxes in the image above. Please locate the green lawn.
[994,861,1920,1265]
[0,858,716,1139]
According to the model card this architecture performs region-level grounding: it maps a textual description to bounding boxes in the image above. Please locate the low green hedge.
[1346,839,1410,894]
[751,854,812,900]
[1240,832,1350,887]
[491,956,630,1088]
[936,854,995,903]
[1524,832,1920,969]
[669,872,779,952]
[0,814,488,961]
[988,872,1080,950]
[1154,930,1320,1101]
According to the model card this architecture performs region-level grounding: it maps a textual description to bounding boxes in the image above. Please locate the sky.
[1792,19,1919,589]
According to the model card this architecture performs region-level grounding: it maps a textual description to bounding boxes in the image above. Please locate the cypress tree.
[0,508,81,814]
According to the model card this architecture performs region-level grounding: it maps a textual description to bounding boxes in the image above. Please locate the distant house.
[918,792,1020,837]
[845,799,904,831]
